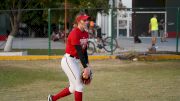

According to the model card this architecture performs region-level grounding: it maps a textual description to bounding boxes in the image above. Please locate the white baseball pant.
[61,53,83,93]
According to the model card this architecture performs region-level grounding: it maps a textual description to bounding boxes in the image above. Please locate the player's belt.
[65,53,78,59]
[70,55,75,58]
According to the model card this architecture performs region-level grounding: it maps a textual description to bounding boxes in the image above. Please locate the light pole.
[48,8,51,55]
[110,0,115,55]
[64,0,67,43]
[176,8,179,53]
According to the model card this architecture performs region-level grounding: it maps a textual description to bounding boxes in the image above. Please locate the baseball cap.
[76,14,89,22]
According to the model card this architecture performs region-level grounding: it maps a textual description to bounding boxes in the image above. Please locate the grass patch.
[0,66,66,88]
[25,49,65,55]
[0,60,180,101]
[0,49,65,55]
[85,60,180,101]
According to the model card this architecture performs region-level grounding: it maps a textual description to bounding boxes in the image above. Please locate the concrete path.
[0,37,179,54]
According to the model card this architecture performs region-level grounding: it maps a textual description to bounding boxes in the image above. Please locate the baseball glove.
[81,70,93,85]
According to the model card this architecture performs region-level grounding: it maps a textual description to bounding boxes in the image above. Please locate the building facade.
[166,0,180,37]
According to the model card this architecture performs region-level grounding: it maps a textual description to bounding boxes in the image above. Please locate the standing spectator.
[87,17,95,36]
[51,28,60,41]
[149,14,158,48]
[159,19,167,42]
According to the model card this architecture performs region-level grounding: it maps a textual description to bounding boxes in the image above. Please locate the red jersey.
[65,27,89,58]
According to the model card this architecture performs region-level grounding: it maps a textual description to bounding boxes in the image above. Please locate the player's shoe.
[48,94,53,101]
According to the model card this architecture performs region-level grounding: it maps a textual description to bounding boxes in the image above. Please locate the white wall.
[121,0,132,8]
[96,0,132,38]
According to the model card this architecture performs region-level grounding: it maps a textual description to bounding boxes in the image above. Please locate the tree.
[62,0,109,29]
[77,0,109,18]
[0,0,62,52]
[0,0,23,51]
[0,0,109,52]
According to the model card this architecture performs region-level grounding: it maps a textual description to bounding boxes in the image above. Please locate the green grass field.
[25,49,65,55]
[0,49,65,55]
[0,59,180,101]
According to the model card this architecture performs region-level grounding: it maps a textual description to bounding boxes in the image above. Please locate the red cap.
[76,14,89,22]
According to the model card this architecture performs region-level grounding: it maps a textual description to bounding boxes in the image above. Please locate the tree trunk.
[3,16,18,52]
[4,35,14,52]
[3,7,21,52]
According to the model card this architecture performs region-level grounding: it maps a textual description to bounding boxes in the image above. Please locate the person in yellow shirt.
[149,14,158,48]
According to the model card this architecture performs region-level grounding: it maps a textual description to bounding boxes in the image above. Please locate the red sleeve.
[71,30,80,45]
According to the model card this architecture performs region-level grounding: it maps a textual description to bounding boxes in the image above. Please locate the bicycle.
[87,33,118,55]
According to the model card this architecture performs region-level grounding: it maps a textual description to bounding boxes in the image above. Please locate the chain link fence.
[0,7,180,55]
[115,7,180,54]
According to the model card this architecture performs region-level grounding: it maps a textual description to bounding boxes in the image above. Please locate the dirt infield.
[0,59,180,101]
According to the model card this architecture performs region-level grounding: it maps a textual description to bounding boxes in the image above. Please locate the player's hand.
[82,66,93,85]
[83,66,91,79]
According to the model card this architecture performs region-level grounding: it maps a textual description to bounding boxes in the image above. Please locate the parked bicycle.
[87,33,118,55]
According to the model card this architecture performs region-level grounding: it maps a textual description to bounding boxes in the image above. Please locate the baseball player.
[48,13,92,101]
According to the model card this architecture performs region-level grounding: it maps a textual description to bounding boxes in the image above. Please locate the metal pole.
[176,8,179,53]
[111,0,115,55]
[48,8,51,55]
[64,0,67,43]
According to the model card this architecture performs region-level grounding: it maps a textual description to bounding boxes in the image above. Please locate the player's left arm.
[83,47,89,64]
[74,45,91,80]
[74,45,88,68]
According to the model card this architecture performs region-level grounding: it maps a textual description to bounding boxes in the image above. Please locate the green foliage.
[0,0,20,10]
[0,0,110,22]
[12,49,65,55]
[74,0,110,18]
[0,0,110,32]
[25,49,65,55]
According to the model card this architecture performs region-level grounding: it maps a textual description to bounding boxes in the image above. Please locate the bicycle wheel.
[103,37,118,52]
[87,41,95,55]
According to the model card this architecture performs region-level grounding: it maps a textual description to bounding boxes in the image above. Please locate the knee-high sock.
[53,87,71,101]
[75,91,82,101]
